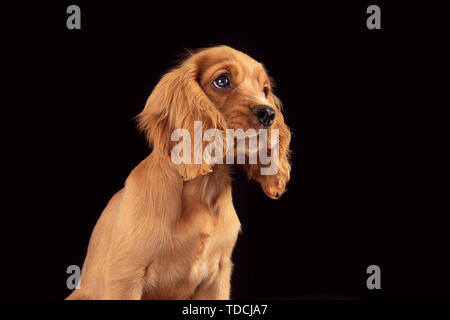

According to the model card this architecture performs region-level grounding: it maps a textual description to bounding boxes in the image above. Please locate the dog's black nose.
[251,105,276,127]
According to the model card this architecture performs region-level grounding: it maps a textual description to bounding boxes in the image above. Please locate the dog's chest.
[144,179,240,299]
[142,169,241,299]
[176,204,239,286]
[144,213,239,299]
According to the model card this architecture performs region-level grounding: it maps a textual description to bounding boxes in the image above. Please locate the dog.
[66,46,291,300]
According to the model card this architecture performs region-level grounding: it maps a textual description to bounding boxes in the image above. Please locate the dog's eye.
[263,86,269,97]
[213,75,231,89]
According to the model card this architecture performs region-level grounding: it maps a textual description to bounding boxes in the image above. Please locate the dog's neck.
[182,164,232,208]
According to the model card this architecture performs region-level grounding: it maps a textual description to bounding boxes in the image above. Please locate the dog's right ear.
[136,67,184,156]
[136,58,227,180]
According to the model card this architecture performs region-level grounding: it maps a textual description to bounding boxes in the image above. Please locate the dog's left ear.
[137,58,227,181]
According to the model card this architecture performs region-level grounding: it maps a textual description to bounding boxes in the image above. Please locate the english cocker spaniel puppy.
[66,46,291,300]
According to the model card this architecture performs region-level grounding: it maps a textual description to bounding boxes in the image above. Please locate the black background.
[3,1,449,300]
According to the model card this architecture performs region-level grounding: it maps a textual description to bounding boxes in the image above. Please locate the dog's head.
[137,46,291,199]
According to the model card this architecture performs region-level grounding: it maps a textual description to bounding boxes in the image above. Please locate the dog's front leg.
[102,265,147,300]
[100,201,154,300]
[101,154,184,300]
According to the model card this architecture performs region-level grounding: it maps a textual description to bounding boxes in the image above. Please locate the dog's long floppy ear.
[137,58,227,181]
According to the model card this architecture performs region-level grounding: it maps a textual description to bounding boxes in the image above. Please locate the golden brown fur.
[66,46,291,300]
